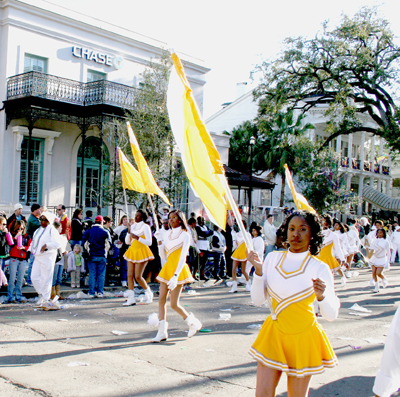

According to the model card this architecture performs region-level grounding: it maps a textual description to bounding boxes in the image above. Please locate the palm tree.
[255,111,315,206]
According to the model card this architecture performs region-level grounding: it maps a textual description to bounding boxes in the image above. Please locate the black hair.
[136,209,148,222]
[187,217,196,226]
[333,220,345,234]
[280,210,323,255]
[321,214,332,228]
[72,208,83,219]
[375,220,384,227]
[169,209,188,231]
[267,214,273,219]
[58,204,66,210]
[31,203,40,212]
[252,225,262,236]
[104,216,112,223]
[376,228,387,239]
[86,210,93,217]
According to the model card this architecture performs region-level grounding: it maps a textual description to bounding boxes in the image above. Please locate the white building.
[0,0,220,217]
[206,86,394,216]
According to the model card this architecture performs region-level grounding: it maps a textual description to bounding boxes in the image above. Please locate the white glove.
[195,247,200,254]
[154,231,163,242]
[167,274,178,291]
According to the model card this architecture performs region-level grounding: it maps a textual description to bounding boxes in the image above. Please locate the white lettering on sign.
[72,46,121,68]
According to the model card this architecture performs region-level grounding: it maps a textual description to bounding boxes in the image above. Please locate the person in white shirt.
[369,228,390,293]
[390,225,400,264]
[30,211,62,309]
[263,215,277,256]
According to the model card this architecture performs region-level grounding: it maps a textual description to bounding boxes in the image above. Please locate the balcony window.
[24,54,48,73]
[87,70,106,82]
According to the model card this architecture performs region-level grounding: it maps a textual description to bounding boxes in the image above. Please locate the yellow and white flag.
[167,51,227,230]
[118,148,146,193]
[284,164,316,213]
[127,122,171,205]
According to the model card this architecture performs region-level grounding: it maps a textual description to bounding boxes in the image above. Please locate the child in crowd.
[67,244,85,288]
[7,220,31,303]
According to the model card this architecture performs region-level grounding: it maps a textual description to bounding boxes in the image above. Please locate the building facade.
[206,87,394,215]
[0,0,214,217]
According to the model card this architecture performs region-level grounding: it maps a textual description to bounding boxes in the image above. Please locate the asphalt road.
[1,266,400,397]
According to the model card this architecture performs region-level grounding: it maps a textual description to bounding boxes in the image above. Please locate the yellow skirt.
[124,239,154,264]
[318,243,341,271]
[157,248,194,285]
[249,295,338,377]
[232,242,247,262]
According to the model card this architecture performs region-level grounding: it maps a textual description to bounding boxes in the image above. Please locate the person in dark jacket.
[7,203,26,232]
[0,216,9,272]
[70,208,84,250]
[82,215,111,298]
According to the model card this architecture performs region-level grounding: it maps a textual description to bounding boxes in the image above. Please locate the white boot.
[121,281,127,288]
[245,280,252,292]
[152,320,168,342]
[185,312,202,338]
[373,283,380,293]
[229,280,238,293]
[369,278,376,287]
[144,288,153,304]
[340,277,347,288]
[123,290,136,306]
[382,277,389,288]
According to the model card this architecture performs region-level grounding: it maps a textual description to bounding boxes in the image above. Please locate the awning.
[363,185,400,211]
[224,165,275,190]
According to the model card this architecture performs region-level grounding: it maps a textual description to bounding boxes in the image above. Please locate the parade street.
[1,267,400,397]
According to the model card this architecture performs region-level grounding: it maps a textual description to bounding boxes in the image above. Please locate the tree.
[103,50,186,211]
[294,138,359,213]
[254,7,400,152]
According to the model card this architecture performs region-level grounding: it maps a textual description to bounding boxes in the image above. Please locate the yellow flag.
[127,122,171,205]
[167,51,227,229]
[284,164,316,213]
[118,148,146,193]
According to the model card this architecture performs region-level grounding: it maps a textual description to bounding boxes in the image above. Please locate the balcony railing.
[340,157,390,175]
[7,71,137,109]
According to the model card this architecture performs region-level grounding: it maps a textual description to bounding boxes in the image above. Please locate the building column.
[336,135,342,155]
[370,135,375,163]
[358,175,364,215]
[379,138,384,173]
[348,133,353,159]
[346,173,352,190]
[360,131,365,171]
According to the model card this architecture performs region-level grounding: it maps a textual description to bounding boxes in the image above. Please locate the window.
[19,137,44,204]
[87,69,106,82]
[24,54,48,73]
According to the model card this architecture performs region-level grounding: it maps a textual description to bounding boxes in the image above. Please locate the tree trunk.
[280,172,286,207]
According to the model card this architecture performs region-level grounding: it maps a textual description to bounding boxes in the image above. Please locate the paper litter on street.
[186,290,199,295]
[348,311,371,317]
[67,362,89,367]
[57,319,69,322]
[348,303,372,313]
[220,308,233,312]
[349,345,362,350]
[247,324,262,329]
[219,313,231,321]
[111,330,128,335]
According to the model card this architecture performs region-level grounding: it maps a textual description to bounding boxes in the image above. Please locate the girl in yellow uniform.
[247,210,340,397]
[230,220,252,293]
[123,210,154,305]
[151,210,201,342]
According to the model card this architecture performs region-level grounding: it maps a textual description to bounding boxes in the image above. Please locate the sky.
[46,0,400,119]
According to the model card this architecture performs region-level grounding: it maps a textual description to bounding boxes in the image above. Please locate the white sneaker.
[121,281,127,288]
[144,288,153,304]
[382,278,389,288]
[71,283,75,288]
[123,290,136,306]
[369,278,376,287]
[96,293,104,298]
[229,281,238,293]
[87,294,95,299]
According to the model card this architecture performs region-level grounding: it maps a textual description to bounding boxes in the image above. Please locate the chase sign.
[72,46,123,69]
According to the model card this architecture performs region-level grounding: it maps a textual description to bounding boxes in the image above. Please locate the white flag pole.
[123,189,129,216]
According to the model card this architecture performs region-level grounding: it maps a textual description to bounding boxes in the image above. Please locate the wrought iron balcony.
[340,156,390,175]
[7,71,137,109]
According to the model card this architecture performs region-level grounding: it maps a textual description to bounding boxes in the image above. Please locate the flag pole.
[147,192,160,232]
[220,175,252,251]
[123,189,129,216]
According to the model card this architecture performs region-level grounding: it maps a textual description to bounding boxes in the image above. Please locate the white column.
[348,134,353,159]
[336,135,342,155]
[346,174,352,190]
[386,179,392,196]
[379,138,384,173]
[360,132,365,171]
[370,135,375,163]
[358,176,364,215]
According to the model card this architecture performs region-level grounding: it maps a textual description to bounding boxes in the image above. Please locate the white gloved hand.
[154,231,163,242]
[167,274,178,291]
[195,247,200,254]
